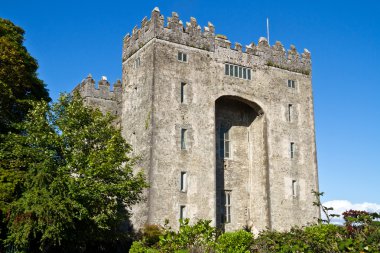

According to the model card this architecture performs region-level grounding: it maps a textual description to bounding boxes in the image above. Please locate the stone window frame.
[178,51,188,63]
[292,179,297,198]
[134,56,141,69]
[223,190,232,223]
[287,79,296,89]
[177,79,193,105]
[181,128,187,150]
[179,205,186,220]
[288,103,293,122]
[180,171,187,192]
[176,124,193,152]
[219,125,232,160]
[290,142,295,159]
[224,63,251,80]
[180,82,186,104]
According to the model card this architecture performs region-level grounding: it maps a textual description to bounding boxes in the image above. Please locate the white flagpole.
[267,17,270,45]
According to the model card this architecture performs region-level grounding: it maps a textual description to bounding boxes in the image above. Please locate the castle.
[74,7,319,232]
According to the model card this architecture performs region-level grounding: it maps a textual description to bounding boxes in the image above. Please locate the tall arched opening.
[215,96,269,231]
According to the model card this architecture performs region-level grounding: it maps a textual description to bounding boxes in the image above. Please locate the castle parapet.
[122,8,311,75]
[123,7,215,61]
[74,74,122,102]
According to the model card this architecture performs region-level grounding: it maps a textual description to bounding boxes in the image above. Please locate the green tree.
[0,18,50,134]
[0,93,147,252]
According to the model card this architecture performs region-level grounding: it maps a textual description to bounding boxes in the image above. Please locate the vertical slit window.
[290,142,295,159]
[224,130,230,158]
[180,172,187,192]
[220,128,230,158]
[229,65,233,76]
[180,82,186,103]
[234,66,238,77]
[223,191,231,223]
[243,68,247,79]
[292,180,297,197]
[180,205,186,220]
[239,67,242,78]
[181,129,187,150]
[247,69,251,80]
[288,104,293,122]
[225,64,229,75]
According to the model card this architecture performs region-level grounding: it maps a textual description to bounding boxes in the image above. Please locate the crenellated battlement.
[122,7,215,62]
[122,7,311,75]
[74,74,122,102]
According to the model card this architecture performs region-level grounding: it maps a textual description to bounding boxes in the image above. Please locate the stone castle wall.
[74,74,122,117]
[76,7,319,232]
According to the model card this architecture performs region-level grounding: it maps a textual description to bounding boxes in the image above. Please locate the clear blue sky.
[2,0,379,205]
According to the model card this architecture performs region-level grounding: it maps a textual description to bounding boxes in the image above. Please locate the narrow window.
[223,191,231,223]
[181,128,187,150]
[229,64,233,76]
[243,68,247,79]
[288,80,295,88]
[288,104,293,122]
[239,66,242,78]
[180,205,186,220]
[220,128,230,158]
[134,57,140,68]
[234,66,238,77]
[180,172,187,192]
[292,180,297,197]
[290,142,295,158]
[180,82,186,103]
[247,69,251,80]
[224,130,230,158]
[225,64,229,75]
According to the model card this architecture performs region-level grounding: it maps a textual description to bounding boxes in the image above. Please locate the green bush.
[129,241,159,253]
[216,230,252,253]
[158,219,217,253]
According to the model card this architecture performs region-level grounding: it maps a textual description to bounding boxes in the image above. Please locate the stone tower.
[74,7,319,232]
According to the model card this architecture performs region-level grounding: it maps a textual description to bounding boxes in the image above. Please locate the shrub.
[216,230,252,253]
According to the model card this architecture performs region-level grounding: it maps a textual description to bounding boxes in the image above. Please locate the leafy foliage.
[131,214,380,253]
[0,93,147,252]
[215,230,252,253]
[0,18,50,134]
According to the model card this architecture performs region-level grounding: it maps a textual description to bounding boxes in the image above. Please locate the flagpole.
[267,17,270,45]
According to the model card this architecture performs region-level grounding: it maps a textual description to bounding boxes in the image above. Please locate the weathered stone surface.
[75,8,319,233]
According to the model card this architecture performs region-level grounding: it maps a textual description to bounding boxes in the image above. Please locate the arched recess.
[215,96,269,231]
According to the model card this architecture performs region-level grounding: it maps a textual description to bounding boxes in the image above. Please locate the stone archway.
[215,96,268,231]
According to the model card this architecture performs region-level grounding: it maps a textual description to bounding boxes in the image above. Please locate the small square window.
[178,52,187,62]
[288,80,296,88]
